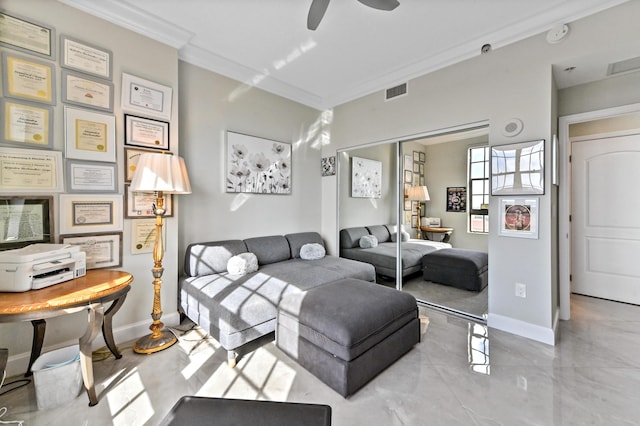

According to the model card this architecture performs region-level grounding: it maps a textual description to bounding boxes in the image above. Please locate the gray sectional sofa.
[179,232,376,367]
[340,224,451,278]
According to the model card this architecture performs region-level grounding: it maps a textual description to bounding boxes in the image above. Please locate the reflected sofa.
[339,224,451,278]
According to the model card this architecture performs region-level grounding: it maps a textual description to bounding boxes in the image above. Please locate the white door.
[571,133,640,304]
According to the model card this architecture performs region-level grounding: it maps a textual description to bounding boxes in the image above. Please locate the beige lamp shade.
[130,153,192,194]
[406,185,430,201]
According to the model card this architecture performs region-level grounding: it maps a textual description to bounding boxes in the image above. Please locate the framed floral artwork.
[226,131,291,194]
[351,156,382,198]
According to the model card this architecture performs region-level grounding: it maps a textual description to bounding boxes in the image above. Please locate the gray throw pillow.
[390,231,411,242]
[226,252,258,275]
[300,243,326,260]
[359,235,378,248]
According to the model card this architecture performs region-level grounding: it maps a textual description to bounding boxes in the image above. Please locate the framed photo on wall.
[60,35,112,80]
[59,194,123,234]
[0,98,53,149]
[446,187,466,212]
[0,11,55,58]
[0,147,63,193]
[62,70,114,112]
[226,131,291,194]
[491,139,545,195]
[64,106,116,162]
[60,232,122,269]
[0,196,53,250]
[124,114,170,150]
[351,156,382,198]
[2,52,56,105]
[121,72,173,120]
[499,198,539,239]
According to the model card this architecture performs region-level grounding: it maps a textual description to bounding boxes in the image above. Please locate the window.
[468,146,489,233]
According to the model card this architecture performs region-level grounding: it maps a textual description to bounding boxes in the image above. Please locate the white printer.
[0,244,87,292]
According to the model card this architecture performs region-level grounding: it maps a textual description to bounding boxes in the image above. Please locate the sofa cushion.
[359,235,378,248]
[366,225,391,243]
[184,240,248,276]
[244,235,291,265]
[339,227,370,249]
[227,252,259,275]
[300,243,326,260]
[285,232,324,258]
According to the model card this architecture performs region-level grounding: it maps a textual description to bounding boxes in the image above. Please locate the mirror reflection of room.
[400,127,489,320]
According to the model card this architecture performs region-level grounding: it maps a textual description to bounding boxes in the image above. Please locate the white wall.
[1,0,181,375]
[321,1,640,344]
[177,61,323,262]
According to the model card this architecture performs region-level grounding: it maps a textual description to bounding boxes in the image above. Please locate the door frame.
[558,102,640,320]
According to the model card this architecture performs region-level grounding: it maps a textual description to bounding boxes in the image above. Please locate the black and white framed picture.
[226,131,291,194]
[351,156,382,198]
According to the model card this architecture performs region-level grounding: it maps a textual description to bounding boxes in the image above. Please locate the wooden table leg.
[26,319,46,377]
[79,305,104,406]
[101,294,127,359]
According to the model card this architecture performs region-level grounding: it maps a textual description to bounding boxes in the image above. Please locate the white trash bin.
[31,345,83,410]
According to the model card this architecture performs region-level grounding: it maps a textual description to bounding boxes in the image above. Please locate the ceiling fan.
[307,0,400,30]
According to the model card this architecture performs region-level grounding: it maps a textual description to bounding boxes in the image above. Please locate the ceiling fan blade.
[308,0,330,30]
[356,0,400,11]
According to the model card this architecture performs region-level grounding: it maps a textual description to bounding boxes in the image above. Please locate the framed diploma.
[0,147,63,193]
[0,196,53,250]
[64,106,116,162]
[60,232,123,269]
[121,72,173,120]
[62,70,114,112]
[2,52,56,105]
[59,194,123,234]
[0,11,55,58]
[125,184,173,218]
[124,147,172,182]
[124,114,170,150]
[131,219,165,255]
[1,98,53,149]
[65,159,118,193]
[60,35,112,80]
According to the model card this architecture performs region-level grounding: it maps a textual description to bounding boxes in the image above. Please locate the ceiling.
[60,0,632,110]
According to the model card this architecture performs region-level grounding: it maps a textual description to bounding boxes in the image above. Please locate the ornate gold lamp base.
[133,329,176,354]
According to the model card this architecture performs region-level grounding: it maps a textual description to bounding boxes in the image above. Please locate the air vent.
[607,56,640,76]
[385,83,407,100]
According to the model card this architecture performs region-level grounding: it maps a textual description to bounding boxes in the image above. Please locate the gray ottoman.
[276,278,420,397]
[422,248,488,291]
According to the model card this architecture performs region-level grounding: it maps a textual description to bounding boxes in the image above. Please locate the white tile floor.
[1,294,639,425]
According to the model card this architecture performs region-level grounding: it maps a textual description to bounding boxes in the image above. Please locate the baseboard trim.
[487,312,557,346]
[4,311,181,378]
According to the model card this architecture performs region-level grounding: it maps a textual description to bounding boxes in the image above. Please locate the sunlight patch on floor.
[195,346,296,400]
[106,368,154,425]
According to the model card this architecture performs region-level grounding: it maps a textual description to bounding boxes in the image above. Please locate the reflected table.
[420,226,453,243]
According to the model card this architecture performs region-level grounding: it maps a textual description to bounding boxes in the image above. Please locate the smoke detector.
[546,24,569,44]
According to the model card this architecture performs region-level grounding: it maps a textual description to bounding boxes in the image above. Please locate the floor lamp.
[130,152,191,354]
[406,185,430,239]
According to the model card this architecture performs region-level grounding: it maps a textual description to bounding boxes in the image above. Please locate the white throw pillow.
[390,231,411,242]
[359,235,378,248]
[300,243,326,260]
[226,252,258,275]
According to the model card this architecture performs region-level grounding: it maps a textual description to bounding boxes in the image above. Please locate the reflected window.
[467,322,490,375]
[468,146,489,233]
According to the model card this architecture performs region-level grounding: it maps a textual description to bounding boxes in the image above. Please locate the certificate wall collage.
[0,10,173,268]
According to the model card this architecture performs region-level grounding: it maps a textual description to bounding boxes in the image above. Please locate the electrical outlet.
[515,282,527,298]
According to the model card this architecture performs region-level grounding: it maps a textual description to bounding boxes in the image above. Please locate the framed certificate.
[121,72,172,120]
[125,184,173,218]
[131,219,165,255]
[124,147,172,182]
[1,98,53,149]
[0,147,63,193]
[65,159,118,193]
[2,52,56,105]
[59,194,123,234]
[125,114,170,150]
[60,232,123,269]
[64,106,116,162]
[60,35,112,80]
[62,70,114,112]
[0,196,53,250]
[0,11,55,58]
